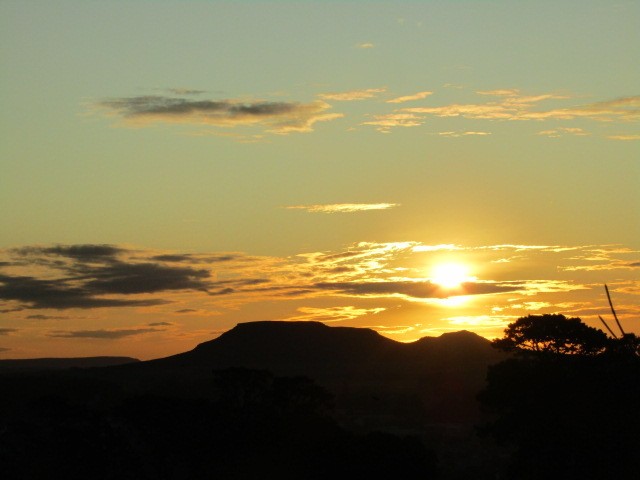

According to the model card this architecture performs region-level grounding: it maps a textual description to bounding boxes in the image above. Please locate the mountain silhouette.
[106,321,505,427]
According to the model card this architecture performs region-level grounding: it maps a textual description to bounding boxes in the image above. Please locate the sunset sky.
[1,1,638,360]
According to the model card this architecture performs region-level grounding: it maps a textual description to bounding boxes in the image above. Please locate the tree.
[492,314,609,356]
[479,314,640,479]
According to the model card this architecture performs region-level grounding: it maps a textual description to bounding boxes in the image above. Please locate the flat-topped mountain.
[110,321,505,426]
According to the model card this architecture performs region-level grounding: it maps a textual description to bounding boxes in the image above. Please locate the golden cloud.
[318,88,386,101]
[386,91,433,104]
[285,203,400,213]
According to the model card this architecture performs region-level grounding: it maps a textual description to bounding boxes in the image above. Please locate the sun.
[430,263,474,289]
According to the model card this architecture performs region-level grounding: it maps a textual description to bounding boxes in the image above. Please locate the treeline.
[0,368,437,480]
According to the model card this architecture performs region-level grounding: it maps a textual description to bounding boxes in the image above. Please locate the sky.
[1,0,638,360]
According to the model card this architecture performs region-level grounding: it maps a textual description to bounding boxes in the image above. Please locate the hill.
[107,321,505,428]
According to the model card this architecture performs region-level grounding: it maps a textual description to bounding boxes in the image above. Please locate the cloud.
[386,91,433,104]
[285,203,399,213]
[166,88,207,95]
[0,245,215,309]
[94,95,343,134]
[0,274,169,309]
[537,127,590,138]
[16,244,124,262]
[361,113,424,132]
[476,89,521,96]
[607,134,640,141]
[83,263,211,294]
[438,131,492,137]
[318,88,386,101]
[314,280,518,299]
[151,253,237,263]
[286,306,385,323]
[356,42,375,49]
[0,328,17,335]
[0,347,11,353]
[148,322,173,326]
[26,314,68,320]
[369,325,416,335]
[400,93,640,123]
[47,328,160,339]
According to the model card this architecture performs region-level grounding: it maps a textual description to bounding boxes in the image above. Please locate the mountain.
[108,321,505,427]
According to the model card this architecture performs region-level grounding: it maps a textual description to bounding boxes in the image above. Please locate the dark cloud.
[166,88,207,95]
[175,309,197,314]
[26,314,68,320]
[0,347,11,352]
[314,280,518,299]
[100,96,297,118]
[629,262,640,268]
[0,308,23,313]
[95,95,342,134]
[1,244,219,310]
[47,328,160,339]
[0,274,168,309]
[83,262,211,294]
[15,244,124,262]
[148,322,173,326]
[0,328,18,335]
[152,254,237,263]
[209,287,235,296]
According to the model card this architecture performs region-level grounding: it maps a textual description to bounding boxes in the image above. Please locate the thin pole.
[598,315,618,338]
[605,284,625,336]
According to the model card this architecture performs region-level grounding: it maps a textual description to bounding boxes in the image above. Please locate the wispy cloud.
[361,113,423,133]
[285,203,400,213]
[0,328,18,335]
[399,93,640,123]
[314,280,519,300]
[47,327,161,339]
[355,42,375,49]
[285,306,385,323]
[93,95,343,135]
[537,127,590,138]
[386,91,433,104]
[2,242,638,346]
[476,89,521,97]
[607,134,640,141]
[318,88,386,101]
[438,131,492,137]
[166,88,207,95]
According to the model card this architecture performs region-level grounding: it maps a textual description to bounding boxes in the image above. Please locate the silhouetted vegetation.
[479,313,640,479]
[0,367,437,480]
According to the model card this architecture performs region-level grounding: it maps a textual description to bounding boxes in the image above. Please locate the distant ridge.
[0,356,140,372]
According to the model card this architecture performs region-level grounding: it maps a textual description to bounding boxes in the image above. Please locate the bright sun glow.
[430,263,474,289]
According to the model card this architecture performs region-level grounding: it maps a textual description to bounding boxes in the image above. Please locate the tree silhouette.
[479,313,640,479]
[492,314,609,356]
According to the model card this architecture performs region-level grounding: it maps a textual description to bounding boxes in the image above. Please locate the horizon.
[1,1,638,360]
